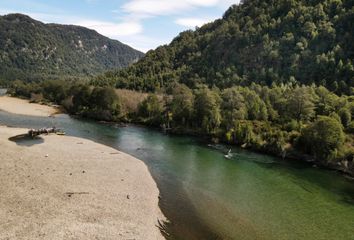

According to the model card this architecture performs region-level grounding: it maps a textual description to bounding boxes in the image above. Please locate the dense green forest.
[8,80,354,174]
[95,0,354,95]
[0,14,144,82]
[4,0,354,174]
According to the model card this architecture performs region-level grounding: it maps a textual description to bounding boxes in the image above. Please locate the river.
[0,110,354,240]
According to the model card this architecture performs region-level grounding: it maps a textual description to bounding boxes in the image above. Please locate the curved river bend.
[1,111,354,240]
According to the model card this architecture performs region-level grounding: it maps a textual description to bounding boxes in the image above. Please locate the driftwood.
[28,127,63,138]
[65,192,90,197]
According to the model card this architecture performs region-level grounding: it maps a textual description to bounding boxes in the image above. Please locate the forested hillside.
[0,14,144,82]
[99,0,354,94]
[8,0,354,174]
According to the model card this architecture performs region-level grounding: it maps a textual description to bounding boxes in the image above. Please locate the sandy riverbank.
[0,96,58,117]
[0,126,165,239]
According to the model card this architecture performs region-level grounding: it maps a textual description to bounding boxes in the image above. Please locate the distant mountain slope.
[102,0,354,94]
[0,14,144,81]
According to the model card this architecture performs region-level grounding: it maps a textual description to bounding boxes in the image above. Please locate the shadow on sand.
[9,134,44,146]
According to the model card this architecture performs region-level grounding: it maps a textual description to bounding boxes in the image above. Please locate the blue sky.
[0,0,239,52]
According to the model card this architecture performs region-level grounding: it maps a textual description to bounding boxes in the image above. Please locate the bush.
[285,120,300,132]
[299,116,345,162]
[347,121,354,134]
[29,93,43,103]
[338,108,352,128]
[138,94,163,125]
[329,112,341,124]
[228,121,255,145]
[88,87,121,121]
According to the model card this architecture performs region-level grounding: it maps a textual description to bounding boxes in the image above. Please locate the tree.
[240,88,268,121]
[300,116,345,162]
[9,80,38,98]
[138,94,163,125]
[170,84,194,126]
[262,129,286,155]
[89,87,121,120]
[286,86,315,122]
[338,108,351,128]
[41,80,67,104]
[347,121,354,134]
[72,85,92,113]
[228,121,254,145]
[221,87,247,129]
[194,85,222,134]
[315,86,339,115]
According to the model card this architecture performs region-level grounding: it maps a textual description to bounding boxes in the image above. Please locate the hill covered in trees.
[98,0,354,94]
[7,0,354,175]
[0,14,144,82]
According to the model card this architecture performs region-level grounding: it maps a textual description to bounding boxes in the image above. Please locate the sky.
[0,0,240,52]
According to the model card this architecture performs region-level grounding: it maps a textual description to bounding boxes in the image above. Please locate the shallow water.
[1,111,354,239]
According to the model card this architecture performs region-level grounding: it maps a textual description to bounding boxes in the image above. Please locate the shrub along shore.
[8,80,354,176]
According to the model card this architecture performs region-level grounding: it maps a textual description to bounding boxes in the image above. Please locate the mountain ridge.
[100,0,354,94]
[0,13,144,82]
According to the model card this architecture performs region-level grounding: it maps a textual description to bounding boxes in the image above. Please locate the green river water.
[0,109,353,240]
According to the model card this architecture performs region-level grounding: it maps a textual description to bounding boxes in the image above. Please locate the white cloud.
[0,9,143,38]
[188,0,220,7]
[220,0,240,8]
[76,20,143,37]
[121,0,218,16]
[175,17,213,28]
[118,34,170,53]
[121,0,239,17]
[0,8,11,15]
[122,1,189,16]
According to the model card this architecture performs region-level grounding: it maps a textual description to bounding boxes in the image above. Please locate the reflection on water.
[1,110,354,240]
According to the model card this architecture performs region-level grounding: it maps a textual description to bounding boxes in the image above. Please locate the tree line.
[8,80,354,170]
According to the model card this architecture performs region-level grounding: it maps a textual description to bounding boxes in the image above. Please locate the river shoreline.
[154,125,354,177]
[1,97,354,239]
[0,96,354,177]
[0,96,60,117]
[0,97,166,239]
[72,117,354,178]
